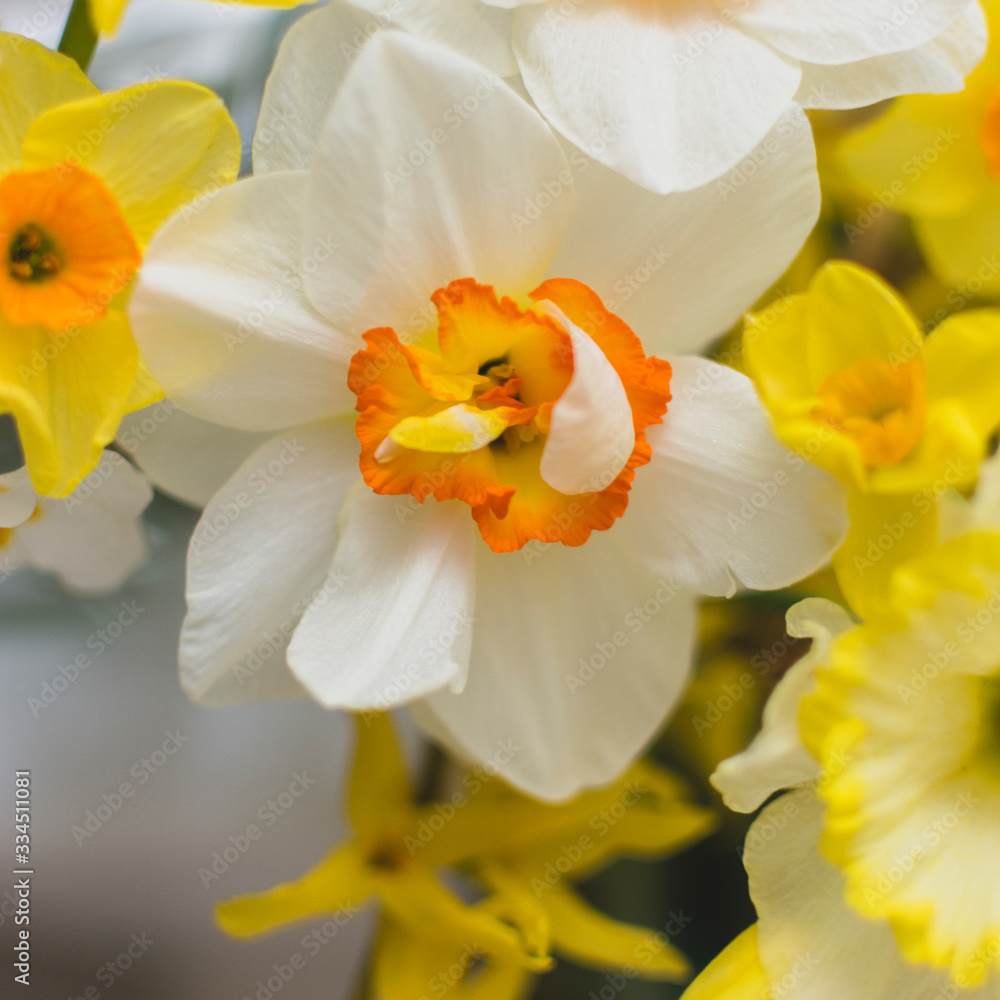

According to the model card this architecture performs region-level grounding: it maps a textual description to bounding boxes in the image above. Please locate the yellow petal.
[831,490,939,621]
[388,403,511,454]
[0,308,137,497]
[913,182,1000,295]
[22,81,241,247]
[927,309,1000,437]
[123,356,165,414]
[679,926,768,1000]
[837,84,994,218]
[867,396,983,496]
[476,861,551,963]
[381,867,552,971]
[805,262,925,388]
[215,843,374,938]
[742,293,812,403]
[510,763,716,884]
[0,33,96,174]
[87,0,131,34]
[543,884,691,982]
[348,713,413,841]
[372,919,535,1000]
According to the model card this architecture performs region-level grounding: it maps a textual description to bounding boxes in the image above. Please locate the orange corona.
[349,278,672,552]
[0,163,141,329]
[812,357,926,468]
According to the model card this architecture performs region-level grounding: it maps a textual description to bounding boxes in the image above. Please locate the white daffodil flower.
[333,0,987,194]
[129,30,846,800]
[0,450,151,593]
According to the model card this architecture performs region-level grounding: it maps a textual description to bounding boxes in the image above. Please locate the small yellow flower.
[217,715,715,995]
[0,34,240,496]
[744,259,1000,615]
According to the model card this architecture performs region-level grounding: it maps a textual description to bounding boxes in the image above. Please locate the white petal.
[10,451,151,593]
[130,171,357,433]
[795,2,987,109]
[286,490,476,710]
[302,31,572,334]
[512,0,800,194]
[350,0,518,77]
[0,465,37,529]
[737,0,973,65]
[620,357,847,597]
[253,1,377,173]
[414,531,699,800]
[118,403,271,508]
[181,420,360,705]
[711,598,853,813]
[747,791,990,1000]
[538,303,632,495]
[970,451,1000,529]
[545,106,819,356]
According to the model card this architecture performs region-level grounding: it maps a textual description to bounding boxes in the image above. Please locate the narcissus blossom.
[744,260,1000,616]
[839,0,1000,298]
[337,0,986,194]
[130,30,845,798]
[0,450,151,592]
[0,33,240,497]
[696,530,1000,999]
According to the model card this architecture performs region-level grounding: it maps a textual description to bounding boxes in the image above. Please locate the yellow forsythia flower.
[217,715,715,997]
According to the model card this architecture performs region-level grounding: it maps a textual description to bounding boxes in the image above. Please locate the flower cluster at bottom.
[216,714,715,1000]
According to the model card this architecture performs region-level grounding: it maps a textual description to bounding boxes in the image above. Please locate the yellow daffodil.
[744,259,1000,616]
[799,531,1000,985]
[0,34,239,497]
[698,526,1000,1000]
[837,0,1000,300]
[217,715,716,994]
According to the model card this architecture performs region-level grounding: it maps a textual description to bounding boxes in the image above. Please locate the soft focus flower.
[838,0,1000,299]
[0,448,151,591]
[697,525,1000,998]
[130,28,845,798]
[218,714,715,995]
[337,0,986,194]
[744,259,1000,615]
[0,33,240,497]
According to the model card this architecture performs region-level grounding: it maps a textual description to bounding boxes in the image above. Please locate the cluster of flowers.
[3,0,1000,995]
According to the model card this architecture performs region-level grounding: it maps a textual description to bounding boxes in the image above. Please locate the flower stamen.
[8,224,62,283]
